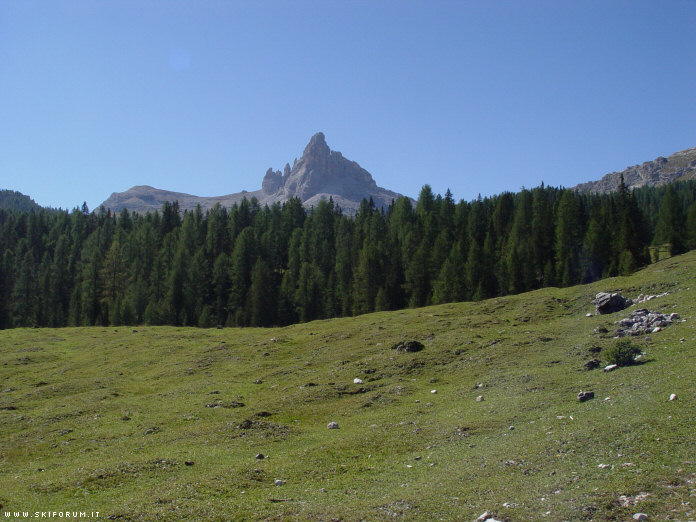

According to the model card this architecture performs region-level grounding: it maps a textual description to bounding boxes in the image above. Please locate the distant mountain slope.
[101,133,406,214]
[0,189,43,212]
[575,146,696,194]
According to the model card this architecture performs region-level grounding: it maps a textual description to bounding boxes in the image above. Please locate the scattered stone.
[509,425,515,431]
[274,479,285,486]
[391,340,425,353]
[669,393,677,401]
[253,379,263,384]
[353,378,363,384]
[327,422,339,429]
[598,464,610,469]
[634,291,669,304]
[604,364,618,372]
[586,313,593,317]
[430,389,437,394]
[476,395,484,402]
[184,461,194,466]
[593,292,632,314]
[320,488,326,493]
[619,492,650,507]
[205,400,245,409]
[584,359,601,370]
[475,512,491,522]
[577,391,595,402]
[255,453,265,459]
[594,326,609,334]
[633,514,648,521]
[144,426,160,435]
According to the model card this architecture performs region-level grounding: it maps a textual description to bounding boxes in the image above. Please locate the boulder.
[577,391,595,402]
[584,359,601,370]
[593,292,631,314]
[391,340,425,353]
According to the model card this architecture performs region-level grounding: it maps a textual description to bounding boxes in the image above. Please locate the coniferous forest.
[1,180,695,330]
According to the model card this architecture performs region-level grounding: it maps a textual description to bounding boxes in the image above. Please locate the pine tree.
[248,259,277,326]
[12,250,37,326]
[228,227,257,325]
[686,201,696,250]
[101,237,128,325]
[555,190,582,287]
[653,185,686,255]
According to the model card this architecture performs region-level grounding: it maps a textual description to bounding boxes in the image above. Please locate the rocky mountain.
[101,133,406,215]
[574,146,696,194]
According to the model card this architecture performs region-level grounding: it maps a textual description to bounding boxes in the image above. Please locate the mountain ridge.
[101,133,406,214]
[574,146,696,194]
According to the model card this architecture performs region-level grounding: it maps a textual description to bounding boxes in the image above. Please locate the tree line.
[1,179,695,329]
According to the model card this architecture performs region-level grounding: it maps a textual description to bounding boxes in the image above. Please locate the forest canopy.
[1,179,695,329]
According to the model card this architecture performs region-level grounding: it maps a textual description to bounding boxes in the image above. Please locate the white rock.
[598,463,610,469]
[475,512,490,522]
[652,327,661,333]
[633,514,648,521]
[327,421,339,429]
[274,479,285,486]
[430,389,437,394]
[586,313,593,317]
[669,393,677,401]
[476,395,484,402]
[353,378,363,384]
[604,364,618,372]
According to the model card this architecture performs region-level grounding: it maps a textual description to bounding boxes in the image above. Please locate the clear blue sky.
[2,1,695,211]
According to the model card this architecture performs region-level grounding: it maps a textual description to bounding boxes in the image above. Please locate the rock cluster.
[593,292,632,314]
[615,309,680,337]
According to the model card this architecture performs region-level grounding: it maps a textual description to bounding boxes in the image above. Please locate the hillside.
[1,252,695,520]
[575,146,696,194]
[0,189,43,212]
[100,133,406,215]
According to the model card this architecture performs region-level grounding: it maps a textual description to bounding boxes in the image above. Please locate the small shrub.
[605,339,641,367]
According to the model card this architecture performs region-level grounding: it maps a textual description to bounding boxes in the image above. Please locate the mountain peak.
[101,133,407,215]
[303,132,330,157]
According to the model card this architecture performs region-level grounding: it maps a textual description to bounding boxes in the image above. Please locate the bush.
[605,339,642,366]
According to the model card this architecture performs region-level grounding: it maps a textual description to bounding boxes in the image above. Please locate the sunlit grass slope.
[2,252,696,520]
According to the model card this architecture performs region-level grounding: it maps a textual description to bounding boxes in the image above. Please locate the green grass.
[2,252,696,520]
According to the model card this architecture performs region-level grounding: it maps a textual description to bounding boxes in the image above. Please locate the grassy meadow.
[2,252,696,520]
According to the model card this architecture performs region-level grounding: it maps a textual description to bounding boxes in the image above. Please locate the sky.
[1,1,696,211]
